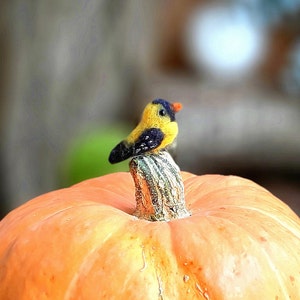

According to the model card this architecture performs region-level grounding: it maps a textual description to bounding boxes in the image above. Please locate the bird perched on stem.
[109,98,182,164]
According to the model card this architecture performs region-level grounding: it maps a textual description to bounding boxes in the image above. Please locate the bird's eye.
[159,109,166,117]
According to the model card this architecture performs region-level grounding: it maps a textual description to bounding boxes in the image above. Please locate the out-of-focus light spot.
[185,4,267,81]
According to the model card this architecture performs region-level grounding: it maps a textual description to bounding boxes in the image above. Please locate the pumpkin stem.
[129,150,190,221]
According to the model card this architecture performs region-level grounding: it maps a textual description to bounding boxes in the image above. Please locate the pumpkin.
[0,153,300,299]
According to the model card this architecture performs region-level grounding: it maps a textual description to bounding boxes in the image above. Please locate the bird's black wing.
[133,128,164,156]
[108,128,164,164]
[108,140,134,164]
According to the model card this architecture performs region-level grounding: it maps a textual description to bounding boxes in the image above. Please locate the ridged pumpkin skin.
[0,172,299,299]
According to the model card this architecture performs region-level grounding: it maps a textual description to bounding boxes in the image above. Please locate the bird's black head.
[152,98,176,121]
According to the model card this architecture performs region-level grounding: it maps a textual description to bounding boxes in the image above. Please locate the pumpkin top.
[1,172,300,299]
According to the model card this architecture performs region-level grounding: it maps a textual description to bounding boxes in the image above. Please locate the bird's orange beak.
[172,102,182,113]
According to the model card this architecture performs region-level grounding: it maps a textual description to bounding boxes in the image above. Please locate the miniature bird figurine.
[108,98,182,164]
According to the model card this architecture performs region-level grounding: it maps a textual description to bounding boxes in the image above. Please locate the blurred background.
[1,0,300,218]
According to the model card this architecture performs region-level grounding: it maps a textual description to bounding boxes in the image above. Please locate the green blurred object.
[60,126,130,187]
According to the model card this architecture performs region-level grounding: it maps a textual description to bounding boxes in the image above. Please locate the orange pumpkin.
[1,170,300,299]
